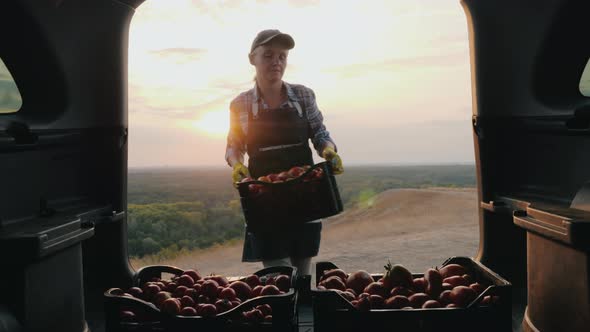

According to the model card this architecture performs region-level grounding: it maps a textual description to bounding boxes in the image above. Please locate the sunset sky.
[127,0,475,168]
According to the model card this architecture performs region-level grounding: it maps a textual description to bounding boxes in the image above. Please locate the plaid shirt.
[225,81,336,166]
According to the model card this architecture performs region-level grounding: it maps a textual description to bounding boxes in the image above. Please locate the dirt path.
[131,187,479,278]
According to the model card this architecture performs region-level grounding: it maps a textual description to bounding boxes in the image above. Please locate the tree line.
[128,201,244,257]
[127,164,476,259]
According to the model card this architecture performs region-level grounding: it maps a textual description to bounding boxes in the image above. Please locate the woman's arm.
[305,88,337,156]
[225,100,246,167]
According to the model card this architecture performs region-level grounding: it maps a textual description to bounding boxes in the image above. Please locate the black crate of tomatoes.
[104,265,297,332]
[312,257,512,332]
[236,162,343,231]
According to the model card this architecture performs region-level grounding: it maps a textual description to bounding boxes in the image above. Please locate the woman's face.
[250,44,289,84]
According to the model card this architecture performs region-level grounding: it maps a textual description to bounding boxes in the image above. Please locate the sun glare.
[191,110,229,137]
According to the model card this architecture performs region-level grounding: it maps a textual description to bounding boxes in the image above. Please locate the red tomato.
[438,290,452,305]
[450,286,477,307]
[462,274,473,284]
[180,295,195,308]
[424,268,443,298]
[257,176,270,182]
[183,269,202,282]
[260,285,281,296]
[184,288,199,300]
[390,286,415,297]
[214,299,233,314]
[274,275,291,292]
[180,306,197,316]
[288,166,305,177]
[384,295,410,309]
[219,287,237,301]
[320,269,348,284]
[368,294,385,309]
[243,274,261,288]
[165,282,178,293]
[245,309,264,323]
[277,171,291,181]
[422,300,442,308]
[142,284,161,300]
[412,278,427,293]
[177,275,194,288]
[160,298,181,315]
[127,287,143,298]
[346,270,374,295]
[443,275,468,288]
[439,264,467,279]
[256,304,272,316]
[198,304,217,317]
[201,280,220,299]
[469,282,486,294]
[408,293,430,308]
[355,296,371,311]
[153,291,172,307]
[252,285,264,297]
[196,294,210,304]
[228,281,253,301]
[204,275,229,287]
[345,288,357,297]
[338,290,356,302]
[363,282,388,298]
[480,295,492,306]
[172,285,188,298]
[322,276,346,291]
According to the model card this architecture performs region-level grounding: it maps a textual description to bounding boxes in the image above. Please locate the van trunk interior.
[1,0,589,331]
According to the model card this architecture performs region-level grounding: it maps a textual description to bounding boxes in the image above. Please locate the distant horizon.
[128,161,476,171]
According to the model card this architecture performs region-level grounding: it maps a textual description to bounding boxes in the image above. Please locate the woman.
[225,29,343,276]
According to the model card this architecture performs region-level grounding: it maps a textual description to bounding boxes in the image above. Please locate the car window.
[580,58,590,97]
[0,58,22,113]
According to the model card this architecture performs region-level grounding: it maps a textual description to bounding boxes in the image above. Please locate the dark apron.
[241,98,322,262]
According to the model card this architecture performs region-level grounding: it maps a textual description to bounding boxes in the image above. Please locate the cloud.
[128,79,253,119]
[391,0,460,18]
[324,52,467,79]
[129,95,231,119]
[149,48,208,64]
[189,0,244,19]
[287,0,320,8]
[129,91,234,119]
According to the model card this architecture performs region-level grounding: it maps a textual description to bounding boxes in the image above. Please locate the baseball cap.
[250,29,295,53]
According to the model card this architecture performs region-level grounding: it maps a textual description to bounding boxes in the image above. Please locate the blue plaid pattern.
[225,81,336,166]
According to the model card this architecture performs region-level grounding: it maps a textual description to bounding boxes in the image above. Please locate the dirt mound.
[132,187,479,277]
[319,187,479,274]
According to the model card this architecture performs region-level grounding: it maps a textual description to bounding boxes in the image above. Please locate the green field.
[127,164,476,259]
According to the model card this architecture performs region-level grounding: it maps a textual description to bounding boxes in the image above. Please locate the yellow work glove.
[322,146,343,174]
[232,162,250,186]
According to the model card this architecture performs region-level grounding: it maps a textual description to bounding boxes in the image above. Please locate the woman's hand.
[322,146,343,174]
[232,162,251,186]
